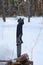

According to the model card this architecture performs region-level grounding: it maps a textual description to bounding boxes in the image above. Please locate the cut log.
[16,54,29,62]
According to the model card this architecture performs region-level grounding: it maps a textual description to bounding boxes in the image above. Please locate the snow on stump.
[16,54,33,65]
[16,54,29,63]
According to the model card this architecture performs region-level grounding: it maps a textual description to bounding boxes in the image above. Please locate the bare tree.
[2,0,6,22]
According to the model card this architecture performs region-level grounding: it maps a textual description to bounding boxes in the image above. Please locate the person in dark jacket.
[16,18,24,57]
[16,18,24,45]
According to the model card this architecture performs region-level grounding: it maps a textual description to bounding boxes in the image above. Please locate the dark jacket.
[16,18,24,38]
[17,23,22,38]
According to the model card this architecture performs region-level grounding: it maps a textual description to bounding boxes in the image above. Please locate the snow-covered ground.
[0,16,43,65]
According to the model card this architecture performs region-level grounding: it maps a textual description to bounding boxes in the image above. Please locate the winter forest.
[0,0,43,65]
[0,0,43,17]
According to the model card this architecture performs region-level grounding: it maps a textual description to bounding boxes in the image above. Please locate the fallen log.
[0,60,9,62]
[6,61,20,65]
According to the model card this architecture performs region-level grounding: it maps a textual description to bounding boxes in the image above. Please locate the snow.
[0,16,43,65]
